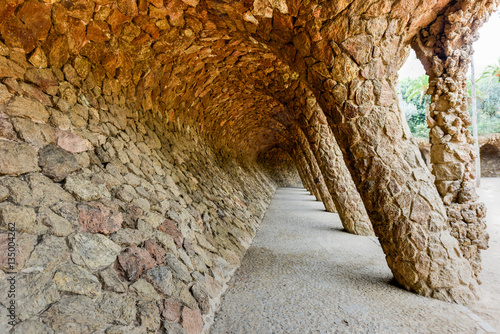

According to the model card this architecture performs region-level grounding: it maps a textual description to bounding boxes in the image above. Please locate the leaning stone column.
[290,143,321,200]
[295,156,313,193]
[411,1,495,279]
[302,28,479,302]
[295,151,315,195]
[290,128,337,213]
[298,104,374,236]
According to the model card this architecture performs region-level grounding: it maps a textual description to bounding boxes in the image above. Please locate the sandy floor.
[470,177,500,331]
[211,187,499,333]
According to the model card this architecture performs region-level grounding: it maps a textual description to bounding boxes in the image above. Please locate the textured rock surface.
[38,144,80,182]
[53,263,102,298]
[0,0,498,332]
[0,141,39,176]
[479,134,500,177]
[412,1,497,280]
[69,232,122,270]
[418,135,500,177]
[78,201,123,234]
[288,124,337,213]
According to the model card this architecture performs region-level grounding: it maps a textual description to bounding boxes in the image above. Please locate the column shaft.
[299,109,374,236]
[296,151,314,193]
[306,29,479,302]
[292,144,321,201]
[411,3,493,278]
[292,130,337,213]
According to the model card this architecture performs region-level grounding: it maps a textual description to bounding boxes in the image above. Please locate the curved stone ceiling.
[0,0,487,159]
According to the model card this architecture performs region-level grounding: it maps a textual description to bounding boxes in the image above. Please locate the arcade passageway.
[211,187,499,333]
[0,0,498,333]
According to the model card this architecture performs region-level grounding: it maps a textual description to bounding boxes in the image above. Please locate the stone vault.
[0,0,498,332]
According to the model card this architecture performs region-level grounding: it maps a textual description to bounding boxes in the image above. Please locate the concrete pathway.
[470,178,500,331]
[211,187,499,334]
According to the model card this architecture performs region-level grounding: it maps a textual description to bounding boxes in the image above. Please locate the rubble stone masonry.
[0,51,276,333]
[0,0,499,332]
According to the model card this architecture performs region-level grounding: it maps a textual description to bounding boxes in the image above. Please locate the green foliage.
[408,113,427,137]
[399,59,500,138]
[399,76,428,111]
[413,123,430,138]
[406,75,429,104]
[398,76,428,136]
[479,57,500,87]
[475,60,500,134]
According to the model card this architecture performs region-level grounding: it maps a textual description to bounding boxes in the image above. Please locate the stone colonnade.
[297,105,374,236]
[284,24,481,303]
[289,136,337,212]
[282,113,373,236]
[248,0,496,301]
[238,0,496,299]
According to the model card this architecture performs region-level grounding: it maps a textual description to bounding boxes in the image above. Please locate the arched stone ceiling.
[0,0,466,158]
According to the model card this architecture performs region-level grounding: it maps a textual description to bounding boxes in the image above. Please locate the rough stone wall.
[0,60,276,333]
[418,135,500,177]
[479,134,500,177]
[257,147,301,187]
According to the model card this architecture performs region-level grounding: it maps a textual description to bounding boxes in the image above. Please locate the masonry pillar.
[297,104,374,236]
[296,151,316,195]
[290,144,321,201]
[411,1,495,278]
[295,156,314,193]
[300,27,479,302]
[290,128,337,213]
